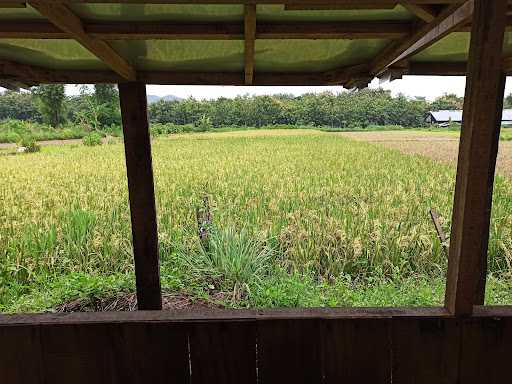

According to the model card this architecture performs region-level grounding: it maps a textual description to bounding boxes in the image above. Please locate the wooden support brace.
[244,4,256,85]
[118,82,162,310]
[399,0,437,22]
[29,2,136,81]
[445,0,507,316]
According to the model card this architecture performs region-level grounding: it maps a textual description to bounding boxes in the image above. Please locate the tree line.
[2,84,501,130]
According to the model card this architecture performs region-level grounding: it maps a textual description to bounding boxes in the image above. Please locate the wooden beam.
[371,1,474,76]
[284,3,397,10]
[5,0,465,4]
[28,2,136,80]
[118,82,162,311]
[0,2,26,7]
[399,0,437,22]
[244,4,256,85]
[0,20,412,40]
[445,0,507,316]
[5,18,512,40]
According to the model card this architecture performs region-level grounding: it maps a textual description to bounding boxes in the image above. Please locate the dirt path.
[340,131,512,179]
[0,138,84,149]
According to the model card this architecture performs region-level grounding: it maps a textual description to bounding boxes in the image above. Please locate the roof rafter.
[244,4,256,85]
[371,0,474,76]
[0,20,412,40]
[5,18,509,40]
[0,0,467,4]
[28,1,136,81]
[399,0,438,22]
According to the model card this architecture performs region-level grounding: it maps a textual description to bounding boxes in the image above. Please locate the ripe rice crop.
[1,129,511,311]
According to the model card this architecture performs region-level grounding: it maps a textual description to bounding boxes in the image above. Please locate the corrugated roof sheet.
[430,110,512,122]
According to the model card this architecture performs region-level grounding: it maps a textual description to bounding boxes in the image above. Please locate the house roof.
[0,1,510,87]
[430,109,512,122]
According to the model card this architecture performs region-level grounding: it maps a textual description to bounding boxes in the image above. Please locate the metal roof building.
[427,109,512,124]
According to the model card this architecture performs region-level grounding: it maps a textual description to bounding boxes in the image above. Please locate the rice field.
[1,129,512,312]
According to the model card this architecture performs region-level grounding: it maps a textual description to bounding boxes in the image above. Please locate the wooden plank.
[459,317,512,384]
[189,321,257,384]
[244,4,256,85]
[392,318,461,384]
[41,324,114,384]
[0,325,42,384]
[445,0,508,316]
[28,2,136,80]
[257,319,321,384]
[4,19,509,40]
[118,82,162,310]
[399,0,437,22]
[321,319,391,383]
[110,323,190,383]
[371,2,473,76]
[3,0,467,5]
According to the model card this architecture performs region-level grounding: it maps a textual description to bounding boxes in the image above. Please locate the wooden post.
[445,0,507,316]
[119,82,162,310]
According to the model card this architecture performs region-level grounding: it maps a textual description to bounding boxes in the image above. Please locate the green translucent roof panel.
[0,39,107,70]
[255,39,389,72]
[411,32,512,63]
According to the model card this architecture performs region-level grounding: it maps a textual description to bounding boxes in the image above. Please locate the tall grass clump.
[179,227,273,299]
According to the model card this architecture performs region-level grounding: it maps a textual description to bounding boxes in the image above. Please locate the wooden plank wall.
[1,312,512,384]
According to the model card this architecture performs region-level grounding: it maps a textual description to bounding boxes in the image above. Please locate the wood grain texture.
[0,325,43,384]
[29,2,136,80]
[244,4,256,85]
[119,82,162,310]
[257,319,321,384]
[321,318,391,383]
[110,323,190,384]
[189,321,256,384]
[459,317,512,384]
[445,0,508,316]
[392,318,461,384]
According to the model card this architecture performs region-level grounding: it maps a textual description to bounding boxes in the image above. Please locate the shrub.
[17,135,40,153]
[179,227,273,299]
[82,132,103,146]
[194,115,213,132]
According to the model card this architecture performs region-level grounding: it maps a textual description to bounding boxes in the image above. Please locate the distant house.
[427,109,512,127]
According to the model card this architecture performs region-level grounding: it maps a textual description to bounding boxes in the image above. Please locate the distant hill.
[147,95,182,104]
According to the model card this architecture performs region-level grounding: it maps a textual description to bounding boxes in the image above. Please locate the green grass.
[1,129,512,312]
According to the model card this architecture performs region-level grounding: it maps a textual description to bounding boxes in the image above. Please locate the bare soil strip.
[340,131,512,179]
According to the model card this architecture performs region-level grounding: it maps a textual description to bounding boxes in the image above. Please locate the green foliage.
[31,85,66,127]
[0,119,92,143]
[430,93,464,111]
[148,89,430,129]
[2,130,512,313]
[179,227,273,298]
[82,132,103,146]
[17,135,40,153]
[93,84,121,127]
[194,114,213,132]
[0,90,41,121]
[505,93,512,109]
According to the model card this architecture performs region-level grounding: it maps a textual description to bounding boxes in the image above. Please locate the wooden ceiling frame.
[0,0,469,5]
[0,20,414,40]
[370,0,474,76]
[28,1,136,80]
[399,0,438,22]
[244,4,256,85]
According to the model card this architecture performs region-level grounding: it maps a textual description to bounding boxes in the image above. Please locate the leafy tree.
[504,93,512,109]
[0,90,41,121]
[32,85,66,127]
[430,93,464,111]
[94,84,120,127]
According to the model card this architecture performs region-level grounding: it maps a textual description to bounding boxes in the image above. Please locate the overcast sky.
[5,76,512,101]
[95,76,511,101]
